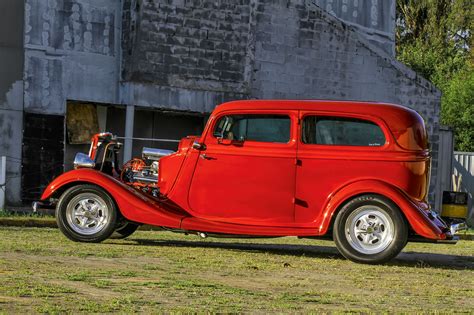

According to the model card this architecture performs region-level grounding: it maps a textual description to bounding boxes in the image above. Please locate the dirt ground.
[0,227,472,313]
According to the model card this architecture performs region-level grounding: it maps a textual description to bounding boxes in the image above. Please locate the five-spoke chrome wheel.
[333,195,408,264]
[56,184,117,242]
[344,206,394,255]
[66,193,109,235]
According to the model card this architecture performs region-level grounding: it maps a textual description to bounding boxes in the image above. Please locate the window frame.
[208,110,296,146]
[299,112,391,150]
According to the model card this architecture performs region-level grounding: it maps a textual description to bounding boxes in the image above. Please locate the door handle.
[200,154,215,160]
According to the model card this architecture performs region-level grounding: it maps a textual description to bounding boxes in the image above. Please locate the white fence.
[0,156,5,210]
[453,152,474,223]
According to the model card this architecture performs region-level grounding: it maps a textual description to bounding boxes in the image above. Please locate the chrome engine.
[133,148,174,183]
[142,147,175,161]
[121,147,174,196]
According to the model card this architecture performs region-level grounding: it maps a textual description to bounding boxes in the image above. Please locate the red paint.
[41,100,450,240]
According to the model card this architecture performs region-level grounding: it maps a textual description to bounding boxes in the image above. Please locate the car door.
[187,110,298,226]
[295,111,389,226]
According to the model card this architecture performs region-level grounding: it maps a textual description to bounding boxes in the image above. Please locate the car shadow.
[124,238,474,270]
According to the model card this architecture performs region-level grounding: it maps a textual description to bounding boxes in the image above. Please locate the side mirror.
[192,142,206,151]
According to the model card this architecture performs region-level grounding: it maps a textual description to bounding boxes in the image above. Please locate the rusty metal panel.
[66,102,99,144]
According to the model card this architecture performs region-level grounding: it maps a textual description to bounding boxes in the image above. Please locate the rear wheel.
[110,222,139,239]
[333,195,408,264]
[56,184,117,242]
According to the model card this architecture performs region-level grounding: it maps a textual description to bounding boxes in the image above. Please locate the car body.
[36,100,466,263]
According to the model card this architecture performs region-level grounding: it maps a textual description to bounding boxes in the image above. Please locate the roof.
[215,99,416,118]
[214,100,428,151]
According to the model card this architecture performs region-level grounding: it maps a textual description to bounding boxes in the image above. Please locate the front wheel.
[56,184,117,242]
[333,195,408,264]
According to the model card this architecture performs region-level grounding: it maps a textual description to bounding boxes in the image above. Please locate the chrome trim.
[66,193,109,235]
[142,147,175,161]
[73,153,96,169]
[345,206,395,255]
[450,222,468,235]
[132,174,158,183]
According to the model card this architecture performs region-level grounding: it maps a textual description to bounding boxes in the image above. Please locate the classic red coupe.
[35,100,466,263]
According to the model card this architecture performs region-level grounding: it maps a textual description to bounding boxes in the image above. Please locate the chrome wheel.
[344,206,394,255]
[66,193,109,235]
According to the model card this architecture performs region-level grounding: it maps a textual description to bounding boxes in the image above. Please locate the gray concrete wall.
[120,0,251,112]
[0,0,25,205]
[24,0,122,115]
[313,0,396,55]
[18,0,122,206]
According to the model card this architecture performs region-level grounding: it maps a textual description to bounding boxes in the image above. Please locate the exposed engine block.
[121,147,174,197]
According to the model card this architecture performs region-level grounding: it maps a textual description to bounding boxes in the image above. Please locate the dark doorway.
[22,112,64,204]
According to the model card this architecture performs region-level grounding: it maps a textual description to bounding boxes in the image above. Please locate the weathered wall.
[0,0,24,205]
[121,0,250,112]
[24,0,122,115]
[313,0,396,55]
[19,0,123,206]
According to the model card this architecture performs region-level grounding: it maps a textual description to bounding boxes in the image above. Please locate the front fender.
[41,169,186,228]
[319,179,449,240]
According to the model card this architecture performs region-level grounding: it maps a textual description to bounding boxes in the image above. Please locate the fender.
[41,169,187,228]
[319,179,449,240]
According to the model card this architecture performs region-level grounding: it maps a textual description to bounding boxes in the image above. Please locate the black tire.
[110,222,139,239]
[56,184,117,242]
[333,194,408,264]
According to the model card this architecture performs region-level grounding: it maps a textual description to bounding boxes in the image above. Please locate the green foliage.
[441,66,474,151]
[396,0,473,151]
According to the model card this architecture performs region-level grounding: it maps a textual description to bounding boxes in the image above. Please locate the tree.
[396,0,473,151]
[441,66,474,151]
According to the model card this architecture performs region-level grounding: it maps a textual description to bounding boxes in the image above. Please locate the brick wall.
[123,0,253,94]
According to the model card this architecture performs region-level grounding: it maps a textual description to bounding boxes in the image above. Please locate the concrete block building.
[0,0,442,208]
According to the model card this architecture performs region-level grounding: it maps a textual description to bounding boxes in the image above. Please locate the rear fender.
[41,169,186,228]
[320,179,449,240]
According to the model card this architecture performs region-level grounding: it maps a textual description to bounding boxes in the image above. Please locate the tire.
[333,194,408,264]
[110,222,139,239]
[56,184,117,242]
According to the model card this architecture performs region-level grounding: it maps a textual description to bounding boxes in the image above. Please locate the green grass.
[0,227,472,313]
[0,210,53,218]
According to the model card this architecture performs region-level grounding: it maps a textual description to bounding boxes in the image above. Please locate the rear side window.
[302,116,385,146]
[213,114,291,143]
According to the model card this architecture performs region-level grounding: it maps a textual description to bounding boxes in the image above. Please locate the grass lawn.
[0,227,472,313]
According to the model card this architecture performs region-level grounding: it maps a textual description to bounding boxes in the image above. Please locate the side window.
[213,114,291,143]
[302,116,385,146]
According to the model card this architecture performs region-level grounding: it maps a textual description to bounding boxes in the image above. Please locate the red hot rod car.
[35,100,466,264]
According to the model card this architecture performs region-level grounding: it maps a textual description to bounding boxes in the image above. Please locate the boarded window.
[66,102,100,144]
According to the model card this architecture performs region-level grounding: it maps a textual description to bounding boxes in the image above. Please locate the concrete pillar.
[123,105,135,162]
